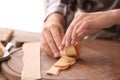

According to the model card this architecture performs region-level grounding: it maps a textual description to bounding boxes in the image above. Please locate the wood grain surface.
[0,28,120,80]
[0,28,40,80]
[41,40,120,80]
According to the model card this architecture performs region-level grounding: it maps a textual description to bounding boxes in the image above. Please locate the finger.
[64,13,87,46]
[49,26,63,51]
[71,12,88,28]
[65,33,71,46]
[77,29,89,41]
[64,23,75,46]
[62,14,79,46]
[62,35,66,46]
[59,27,65,50]
[43,28,59,58]
[76,21,89,34]
[63,28,73,47]
[71,21,83,45]
[40,33,53,56]
[60,27,64,39]
[77,28,100,41]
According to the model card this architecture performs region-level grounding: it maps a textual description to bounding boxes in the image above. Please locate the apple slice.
[60,47,66,56]
[46,43,81,76]
[46,66,60,76]
[54,57,69,67]
[74,43,81,56]
[62,56,76,65]
[58,65,70,70]
[66,46,77,57]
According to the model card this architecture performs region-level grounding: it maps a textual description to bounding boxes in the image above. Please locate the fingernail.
[59,46,63,50]
[54,52,59,58]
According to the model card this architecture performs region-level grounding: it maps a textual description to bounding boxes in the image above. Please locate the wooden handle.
[0,29,14,45]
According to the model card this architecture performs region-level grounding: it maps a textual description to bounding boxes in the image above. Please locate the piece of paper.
[21,42,41,80]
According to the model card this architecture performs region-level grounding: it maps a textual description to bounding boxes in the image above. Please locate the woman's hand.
[40,13,65,58]
[62,10,118,46]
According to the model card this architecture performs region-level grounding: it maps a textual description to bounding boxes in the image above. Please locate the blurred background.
[0,0,46,32]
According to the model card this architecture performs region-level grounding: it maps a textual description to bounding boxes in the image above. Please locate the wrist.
[45,13,65,27]
[110,9,120,25]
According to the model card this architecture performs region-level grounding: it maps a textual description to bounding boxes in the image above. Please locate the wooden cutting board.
[1,48,23,80]
[41,40,120,80]
[0,28,119,80]
[1,39,120,80]
[0,28,40,80]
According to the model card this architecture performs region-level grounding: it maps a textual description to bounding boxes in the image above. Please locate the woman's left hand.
[62,10,117,46]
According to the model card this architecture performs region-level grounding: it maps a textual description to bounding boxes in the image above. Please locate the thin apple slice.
[46,66,60,76]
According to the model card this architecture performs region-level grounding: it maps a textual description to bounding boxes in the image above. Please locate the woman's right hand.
[40,13,65,58]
